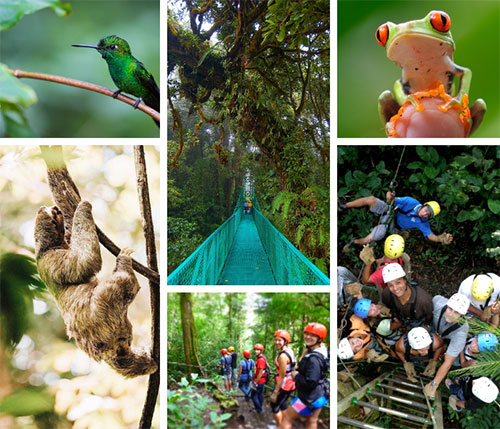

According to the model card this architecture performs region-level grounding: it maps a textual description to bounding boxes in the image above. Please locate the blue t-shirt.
[394,197,433,237]
[220,356,232,374]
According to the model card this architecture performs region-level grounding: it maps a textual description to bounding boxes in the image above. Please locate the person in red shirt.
[359,234,411,296]
[251,343,268,414]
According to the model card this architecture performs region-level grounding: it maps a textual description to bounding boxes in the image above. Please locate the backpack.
[304,348,330,400]
[240,359,254,381]
[256,355,271,384]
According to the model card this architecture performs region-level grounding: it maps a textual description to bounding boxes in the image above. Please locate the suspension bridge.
[167,180,330,285]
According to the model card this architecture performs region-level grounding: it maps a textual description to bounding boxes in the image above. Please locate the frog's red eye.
[376,24,389,47]
[430,11,451,32]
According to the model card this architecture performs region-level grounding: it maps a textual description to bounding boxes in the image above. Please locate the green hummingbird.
[72,35,160,127]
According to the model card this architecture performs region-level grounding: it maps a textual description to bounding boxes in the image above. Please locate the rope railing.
[251,193,330,285]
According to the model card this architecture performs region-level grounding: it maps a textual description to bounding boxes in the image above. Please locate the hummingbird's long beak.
[72,44,99,49]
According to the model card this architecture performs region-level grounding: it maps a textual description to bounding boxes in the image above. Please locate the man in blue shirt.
[340,191,453,251]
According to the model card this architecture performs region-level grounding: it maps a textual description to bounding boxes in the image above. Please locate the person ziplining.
[340,191,453,252]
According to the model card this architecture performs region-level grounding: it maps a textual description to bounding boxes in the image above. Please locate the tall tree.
[180,293,204,378]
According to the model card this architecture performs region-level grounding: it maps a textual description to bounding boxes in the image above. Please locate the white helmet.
[337,338,354,360]
[447,293,470,315]
[408,327,432,350]
[472,377,499,403]
[376,318,393,336]
[382,263,406,284]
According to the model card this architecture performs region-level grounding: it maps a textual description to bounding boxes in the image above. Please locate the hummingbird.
[72,35,160,127]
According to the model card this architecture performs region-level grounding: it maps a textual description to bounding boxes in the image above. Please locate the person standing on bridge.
[281,323,329,429]
[248,200,253,214]
[244,200,249,214]
[270,330,296,427]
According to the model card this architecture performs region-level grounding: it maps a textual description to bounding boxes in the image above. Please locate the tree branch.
[9,68,160,123]
[39,146,160,284]
[134,146,160,429]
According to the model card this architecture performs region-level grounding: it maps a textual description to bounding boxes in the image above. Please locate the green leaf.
[210,411,217,424]
[416,146,429,162]
[424,166,439,179]
[277,25,286,42]
[1,104,37,137]
[0,387,54,416]
[0,64,37,107]
[0,0,71,31]
[488,199,500,215]
[456,210,469,222]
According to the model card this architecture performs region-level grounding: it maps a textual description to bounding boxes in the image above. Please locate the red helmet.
[304,323,327,341]
[221,348,228,354]
[274,330,291,344]
[254,343,264,351]
[243,350,251,358]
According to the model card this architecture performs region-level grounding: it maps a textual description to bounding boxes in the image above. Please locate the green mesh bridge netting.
[167,180,330,285]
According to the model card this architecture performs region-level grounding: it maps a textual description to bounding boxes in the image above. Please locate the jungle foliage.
[338,146,500,270]
[168,0,330,274]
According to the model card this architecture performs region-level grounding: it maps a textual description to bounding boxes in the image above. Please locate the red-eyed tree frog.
[375,10,486,136]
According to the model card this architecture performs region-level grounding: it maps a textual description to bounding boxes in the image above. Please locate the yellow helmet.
[227,346,235,352]
[384,234,405,259]
[424,201,440,217]
[472,275,494,301]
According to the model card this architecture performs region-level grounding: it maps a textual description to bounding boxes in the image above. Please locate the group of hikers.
[217,323,329,428]
[338,192,500,412]
[243,199,253,214]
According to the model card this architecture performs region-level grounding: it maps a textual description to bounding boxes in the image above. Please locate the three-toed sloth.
[34,200,157,377]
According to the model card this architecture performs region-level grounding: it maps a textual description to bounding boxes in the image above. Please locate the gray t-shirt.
[432,295,468,358]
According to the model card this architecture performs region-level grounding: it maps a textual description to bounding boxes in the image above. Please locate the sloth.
[34,200,157,377]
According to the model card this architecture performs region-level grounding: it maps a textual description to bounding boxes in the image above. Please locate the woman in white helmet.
[446,376,499,411]
[380,263,433,331]
[457,273,500,327]
[394,327,444,381]
[359,234,412,296]
[423,293,470,399]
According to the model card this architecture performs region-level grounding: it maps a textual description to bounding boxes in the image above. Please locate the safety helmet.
[382,263,406,284]
[472,377,499,403]
[274,330,290,344]
[354,299,372,319]
[228,346,235,352]
[221,348,228,354]
[423,201,440,217]
[254,343,264,351]
[447,293,470,315]
[408,327,432,350]
[478,333,499,352]
[384,234,405,259]
[337,338,354,360]
[376,318,393,336]
[471,274,494,302]
[304,322,327,341]
[243,350,251,358]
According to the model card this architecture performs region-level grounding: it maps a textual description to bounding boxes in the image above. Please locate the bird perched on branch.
[73,35,160,127]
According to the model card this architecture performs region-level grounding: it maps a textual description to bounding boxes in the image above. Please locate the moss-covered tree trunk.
[179,293,203,379]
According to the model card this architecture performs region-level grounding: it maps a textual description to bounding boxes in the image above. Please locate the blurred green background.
[338,0,500,138]
[0,0,159,137]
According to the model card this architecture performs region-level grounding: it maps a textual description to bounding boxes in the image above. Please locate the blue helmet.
[478,333,499,352]
[354,299,372,319]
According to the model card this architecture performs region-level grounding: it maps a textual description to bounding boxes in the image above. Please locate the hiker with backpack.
[251,343,269,414]
[270,330,296,427]
[237,350,255,401]
[281,323,329,429]
[340,191,452,252]
[228,346,238,387]
[216,348,233,391]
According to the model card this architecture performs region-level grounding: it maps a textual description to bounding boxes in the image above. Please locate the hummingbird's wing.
[135,60,160,113]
